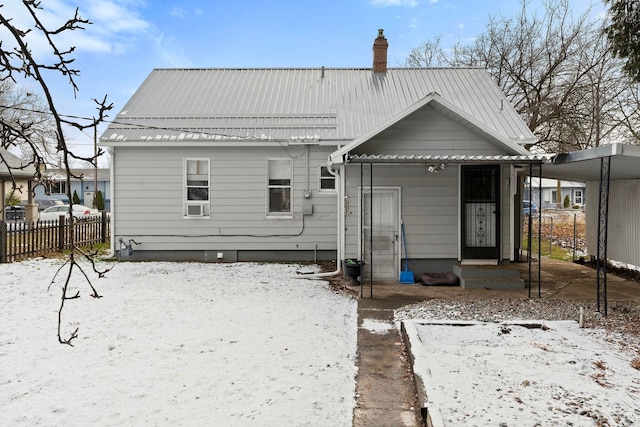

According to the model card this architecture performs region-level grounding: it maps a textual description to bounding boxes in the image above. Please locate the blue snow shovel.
[399,220,415,284]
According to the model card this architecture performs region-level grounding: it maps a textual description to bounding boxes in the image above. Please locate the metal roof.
[101,68,535,145]
[536,144,640,181]
[45,168,111,182]
[0,148,36,179]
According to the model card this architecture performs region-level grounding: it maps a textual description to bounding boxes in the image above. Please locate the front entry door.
[461,166,500,259]
[360,188,399,281]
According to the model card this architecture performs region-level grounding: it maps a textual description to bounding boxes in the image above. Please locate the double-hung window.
[267,158,292,216]
[574,189,583,205]
[184,158,210,217]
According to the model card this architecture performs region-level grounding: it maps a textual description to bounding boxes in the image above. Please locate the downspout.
[297,157,343,279]
[102,146,117,259]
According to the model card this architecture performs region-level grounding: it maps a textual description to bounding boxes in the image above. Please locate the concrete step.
[459,276,526,290]
[453,264,522,279]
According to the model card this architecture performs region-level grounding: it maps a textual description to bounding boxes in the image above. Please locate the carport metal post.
[528,164,533,298]
[537,162,542,298]
[527,161,542,298]
[369,163,373,298]
[597,156,611,315]
[360,164,364,298]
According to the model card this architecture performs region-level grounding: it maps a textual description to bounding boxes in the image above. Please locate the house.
[524,178,586,209]
[101,30,544,283]
[0,148,37,221]
[34,168,111,210]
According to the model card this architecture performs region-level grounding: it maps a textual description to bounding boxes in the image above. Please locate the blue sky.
[0,0,604,164]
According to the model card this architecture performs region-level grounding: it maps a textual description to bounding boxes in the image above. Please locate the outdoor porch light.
[427,163,445,173]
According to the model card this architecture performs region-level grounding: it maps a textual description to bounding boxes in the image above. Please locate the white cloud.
[169,7,188,19]
[151,33,194,68]
[369,0,419,7]
[0,0,151,59]
[85,0,150,34]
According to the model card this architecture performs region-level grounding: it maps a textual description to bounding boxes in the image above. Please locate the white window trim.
[184,158,210,219]
[318,164,337,194]
[266,158,293,218]
[49,181,67,195]
[574,189,583,205]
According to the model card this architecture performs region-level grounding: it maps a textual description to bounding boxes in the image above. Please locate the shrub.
[563,195,571,209]
[72,189,80,204]
[5,191,21,207]
[94,190,105,210]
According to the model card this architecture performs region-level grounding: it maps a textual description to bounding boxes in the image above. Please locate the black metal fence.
[0,213,110,263]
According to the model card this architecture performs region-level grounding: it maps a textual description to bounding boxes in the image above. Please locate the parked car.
[38,204,99,222]
[523,200,539,216]
[36,199,65,211]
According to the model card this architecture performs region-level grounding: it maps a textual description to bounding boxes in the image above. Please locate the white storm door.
[360,188,399,281]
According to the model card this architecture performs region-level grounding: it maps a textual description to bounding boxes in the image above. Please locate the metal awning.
[535,143,640,181]
[530,143,640,316]
[347,153,553,164]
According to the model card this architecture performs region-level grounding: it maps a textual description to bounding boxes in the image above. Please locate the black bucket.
[343,259,363,284]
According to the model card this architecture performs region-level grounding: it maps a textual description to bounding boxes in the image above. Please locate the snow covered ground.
[4,258,640,427]
[0,259,358,426]
[401,318,640,426]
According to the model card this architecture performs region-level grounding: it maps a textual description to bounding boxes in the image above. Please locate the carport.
[532,143,640,315]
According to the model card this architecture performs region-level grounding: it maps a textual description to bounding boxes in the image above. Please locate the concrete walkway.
[348,258,640,426]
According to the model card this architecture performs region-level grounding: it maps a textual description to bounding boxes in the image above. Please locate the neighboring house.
[3,180,30,202]
[101,30,543,281]
[34,168,111,210]
[0,148,37,221]
[524,178,586,209]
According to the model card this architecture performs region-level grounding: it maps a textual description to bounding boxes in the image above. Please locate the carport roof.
[537,144,640,181]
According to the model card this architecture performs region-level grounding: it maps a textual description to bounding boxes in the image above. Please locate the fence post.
[58,216,65,252]
[0,220,6,263]
[101,211,108,243]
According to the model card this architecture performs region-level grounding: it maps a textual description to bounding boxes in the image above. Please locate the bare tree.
[406,36,447,67]
[0,79,58,164]
[0,1,113,345]
[406,0,640,152]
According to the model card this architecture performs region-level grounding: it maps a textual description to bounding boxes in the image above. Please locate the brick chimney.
[372,29,388,74]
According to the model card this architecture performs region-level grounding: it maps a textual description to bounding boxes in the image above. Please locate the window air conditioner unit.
[186,204,204,217]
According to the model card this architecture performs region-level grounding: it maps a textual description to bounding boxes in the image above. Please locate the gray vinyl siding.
[345,164,512,259]
[353,107,505,157]
[343,164,459,260]
[343,112,515,262]
[113,145,338,252]
[344,164,513,261]
[586,179,640,268]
